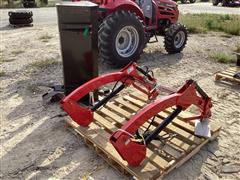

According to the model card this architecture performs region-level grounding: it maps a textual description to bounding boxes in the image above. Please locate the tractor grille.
[158,6,175,16]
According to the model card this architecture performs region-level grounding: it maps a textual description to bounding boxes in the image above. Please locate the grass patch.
[0,71,7,77]
[0,55,15,64]
[12,50,25,55]
[26,84,42,94]
[209,52,236,63]
[220,34,233,38]
[29,59,59,69]
[82,172,93,180]
[236,44,240,53]
[180,14,240,35]
[0,58,15,64]
[0,55,4,64]
[39,34,53,42]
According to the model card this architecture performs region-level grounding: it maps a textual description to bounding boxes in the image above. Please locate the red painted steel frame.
[73,0,179,26]
[61,63,212,167]
[100,0,179,24]
[110,81,212,166]
[61,63,157,126]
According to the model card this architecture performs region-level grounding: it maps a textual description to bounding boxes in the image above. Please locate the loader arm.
[110,80,212,166]
[61,62,157,127]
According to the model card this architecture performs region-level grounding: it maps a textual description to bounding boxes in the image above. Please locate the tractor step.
[215,66,240,84]
[65,91,221,180]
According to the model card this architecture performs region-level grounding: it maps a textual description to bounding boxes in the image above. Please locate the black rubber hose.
[91,84,125,111]
[136,66,154,81]
[145,106,182,145]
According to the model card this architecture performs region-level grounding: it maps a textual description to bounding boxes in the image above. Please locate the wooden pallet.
[215,66,240,84]
[65,92,221,180]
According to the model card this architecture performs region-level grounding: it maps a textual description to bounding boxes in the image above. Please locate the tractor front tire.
[164,23,188,54]
[8,10,33,19]
[99,10,145,67]
[181,0,188,3]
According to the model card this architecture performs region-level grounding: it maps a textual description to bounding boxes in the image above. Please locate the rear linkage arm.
[61,63,212,167]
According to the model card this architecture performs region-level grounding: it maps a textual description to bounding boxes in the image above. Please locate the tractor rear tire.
[222,0,229,6]
[164,23,188,54]
[23,0,36,8]
[9,17,33,25]
[8,10,33,19]
[212,0,219,5]
[98,10,145,67]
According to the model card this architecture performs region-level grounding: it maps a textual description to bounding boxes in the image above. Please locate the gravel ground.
[0,21,240,180]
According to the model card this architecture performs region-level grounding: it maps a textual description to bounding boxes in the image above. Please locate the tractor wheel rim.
[115,26,139,58]
[174,31,185,49]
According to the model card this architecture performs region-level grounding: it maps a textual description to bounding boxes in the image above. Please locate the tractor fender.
[101,0,144,20]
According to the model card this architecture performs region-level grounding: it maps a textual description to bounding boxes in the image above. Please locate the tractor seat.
[137,0,156,24]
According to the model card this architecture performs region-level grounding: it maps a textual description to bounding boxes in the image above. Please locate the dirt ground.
[0,24,240,180]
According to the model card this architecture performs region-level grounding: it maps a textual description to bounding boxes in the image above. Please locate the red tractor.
[79,0,188,67]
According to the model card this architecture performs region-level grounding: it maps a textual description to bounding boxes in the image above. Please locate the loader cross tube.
[194,81,209,99]
[144,106,182,145]
[91,84,125,111]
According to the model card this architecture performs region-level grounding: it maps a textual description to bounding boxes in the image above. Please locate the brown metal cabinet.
[56,2,99,98]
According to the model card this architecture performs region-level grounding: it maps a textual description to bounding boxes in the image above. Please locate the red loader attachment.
[61,63,212,167]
